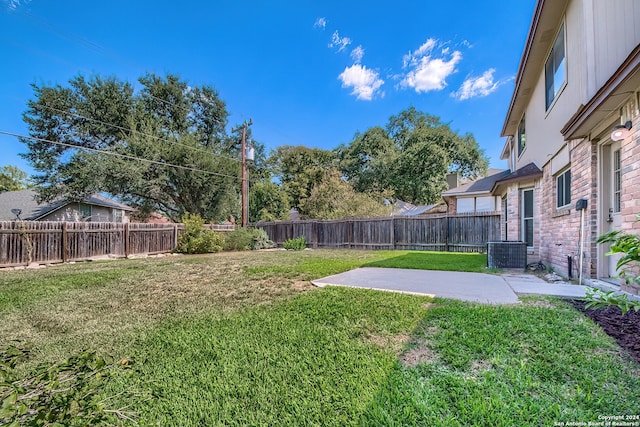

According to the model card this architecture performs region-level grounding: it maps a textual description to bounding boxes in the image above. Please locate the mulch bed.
[570,299,640,364]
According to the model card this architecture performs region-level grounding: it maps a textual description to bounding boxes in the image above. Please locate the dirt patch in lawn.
[570,299,640,364]
[400,344,438,367]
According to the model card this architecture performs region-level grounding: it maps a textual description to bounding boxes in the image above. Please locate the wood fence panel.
[0,221,63,266]
[128,223,177,255]
[256,213,501,253]
[316,220,350,248]
[65,222,125,261]
[394,216,448,251]
[350,218,394,250]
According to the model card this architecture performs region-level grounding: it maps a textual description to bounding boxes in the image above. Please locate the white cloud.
[400,39,462,93]
[328,30,352,52]
[452,68,507,100]
[4,0,31,10]
[350,45,364,64]
[338,64,384,101]
[314,17,326,30]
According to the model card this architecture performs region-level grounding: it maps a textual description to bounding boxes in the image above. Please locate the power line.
[26,101,242,164]
[0,130,244,181]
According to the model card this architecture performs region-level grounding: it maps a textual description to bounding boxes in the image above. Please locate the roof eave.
[561,43,640,140]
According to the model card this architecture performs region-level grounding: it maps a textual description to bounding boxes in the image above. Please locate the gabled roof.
[490,162,543,194]
[0,189,134,221]
[442,170,511,197]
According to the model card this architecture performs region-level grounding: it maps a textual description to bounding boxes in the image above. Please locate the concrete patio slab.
[502,273,587,298]
[312,267,521,305]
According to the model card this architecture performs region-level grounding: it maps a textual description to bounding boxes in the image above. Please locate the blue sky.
[0,0,536,175]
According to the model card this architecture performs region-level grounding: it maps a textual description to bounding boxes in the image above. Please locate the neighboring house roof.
[0,189,134,221]
[442,170,511,197]
[490,163,543,194]
[392,200,442,216]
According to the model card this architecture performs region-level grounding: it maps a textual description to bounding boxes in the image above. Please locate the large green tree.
[301,169,391,219]
[267,145,336,214]
[20,73,259,222]
[0,165,32,192]
[249,181,290,222]
[337,107,488,204]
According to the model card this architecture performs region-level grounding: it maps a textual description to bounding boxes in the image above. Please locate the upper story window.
[556,168,571,209]
[517,115,526,156]
[545,23,566,110]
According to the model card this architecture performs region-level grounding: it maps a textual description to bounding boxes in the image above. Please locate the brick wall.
[444,197,457,214]
[619,117,640,294]
[539,140,598,279]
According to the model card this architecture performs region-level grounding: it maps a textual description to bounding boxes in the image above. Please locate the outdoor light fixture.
[611,120,632,141]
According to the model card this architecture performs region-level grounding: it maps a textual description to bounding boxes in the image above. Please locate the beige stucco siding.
[592,0,640,93]
[515,0,587,171]
[513,0,640,173]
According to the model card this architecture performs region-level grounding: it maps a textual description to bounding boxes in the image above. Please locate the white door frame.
[598,139,623,281]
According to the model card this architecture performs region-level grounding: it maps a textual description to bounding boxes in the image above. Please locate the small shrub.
[224,227,275,251]
[585,288,640,315]
[252,228,275,250]
[224,227,256,251]
[587,216,640,313]
[283,236,307,251]
[175,213,225,254]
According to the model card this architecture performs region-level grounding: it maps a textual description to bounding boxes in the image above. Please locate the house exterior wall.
[538,139,598,278]
[40,203,131,222]
[591,0,640,93]
[618,114,640,294]
[515,1,585,172]
[445,196,501,214]
[500,0,640,294]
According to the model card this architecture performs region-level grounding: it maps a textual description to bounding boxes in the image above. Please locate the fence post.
[61,222,68,263]
[445,215,451,252]
[124,222,130,258]
[390,217,395,250]
[312,221,318,249]
[173,224,179,250]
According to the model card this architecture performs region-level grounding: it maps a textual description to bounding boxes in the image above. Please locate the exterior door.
[605,141,622,279]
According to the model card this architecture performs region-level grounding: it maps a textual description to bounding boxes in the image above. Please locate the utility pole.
[233,119,252,227]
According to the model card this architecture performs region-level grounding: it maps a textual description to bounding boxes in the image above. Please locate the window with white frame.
[556,169,571,209]
[457,198,474,213]
[517,115,526,156]
[522,189,534,247]
[614,149,621,213]
[545,23,566,110]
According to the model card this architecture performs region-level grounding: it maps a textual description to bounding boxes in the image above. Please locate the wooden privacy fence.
[0,221,235,268]
[256,212,501,253]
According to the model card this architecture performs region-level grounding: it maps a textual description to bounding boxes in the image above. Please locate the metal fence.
[256,212,501,253]
[0,221,235,267]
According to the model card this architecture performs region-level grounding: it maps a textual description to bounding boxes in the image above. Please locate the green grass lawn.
[1,250,639,426]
